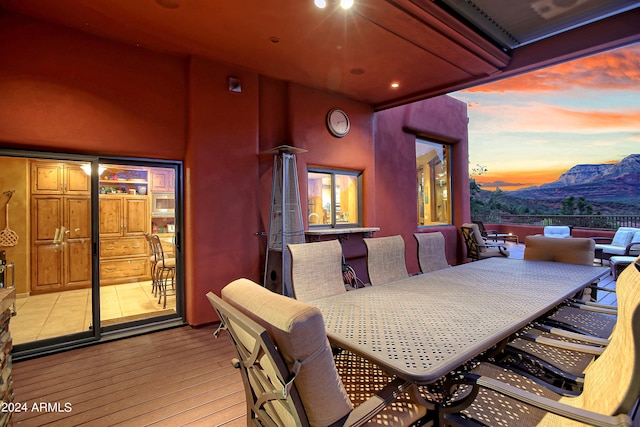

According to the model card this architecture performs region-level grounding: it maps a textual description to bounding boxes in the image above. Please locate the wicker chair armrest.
[448,373,631,427]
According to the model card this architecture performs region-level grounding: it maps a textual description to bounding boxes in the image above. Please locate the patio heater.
[263,145,307,296]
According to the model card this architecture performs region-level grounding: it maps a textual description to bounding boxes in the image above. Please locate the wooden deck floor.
[11,253,619,426]
[12,325,246,427]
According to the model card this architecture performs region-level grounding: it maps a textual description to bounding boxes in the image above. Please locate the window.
[416,139,451,226]
[307,169,361,227]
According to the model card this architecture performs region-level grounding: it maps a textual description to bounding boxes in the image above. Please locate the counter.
[305,227,380,285]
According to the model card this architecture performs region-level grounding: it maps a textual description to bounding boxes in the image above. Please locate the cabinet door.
[100,196,124,237]
[31,162,64,194]
[150,169,175,192]
[31,196,64,292]
[65,165,91,194]
[124,197,148,236]
[64,197,92,288]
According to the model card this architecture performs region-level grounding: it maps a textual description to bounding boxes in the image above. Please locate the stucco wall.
[0,10,471,327]
[374,98,471,272]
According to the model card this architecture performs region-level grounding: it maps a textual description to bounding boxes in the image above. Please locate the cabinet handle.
[105,247,115,251]
[133,266,141,271]
[132,245,141,249]
[105,269,115,273]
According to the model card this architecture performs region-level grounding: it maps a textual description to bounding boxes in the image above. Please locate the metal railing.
[472,214,640,230]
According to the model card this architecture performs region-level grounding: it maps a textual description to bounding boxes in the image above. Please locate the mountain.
[510,154,640,204]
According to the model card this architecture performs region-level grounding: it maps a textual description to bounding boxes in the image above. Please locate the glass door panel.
[2,155,94,346]
[99,163,178,327]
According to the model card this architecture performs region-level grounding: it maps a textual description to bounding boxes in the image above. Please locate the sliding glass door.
[1,151,183,359]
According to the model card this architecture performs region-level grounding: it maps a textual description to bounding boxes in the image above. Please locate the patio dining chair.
[440,260,640,426]
[501,325,607,392]
[471,220,514,243]
[363,235,409,285]
[207,278,428,426]
[524,235,617,339]
[288,239,346,302]
[413,232,449,273]
[460,223,510,261]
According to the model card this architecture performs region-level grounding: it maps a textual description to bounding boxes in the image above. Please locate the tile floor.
[10,280,175,345]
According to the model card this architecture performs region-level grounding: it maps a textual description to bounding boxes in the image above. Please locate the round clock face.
[326,108,350,138]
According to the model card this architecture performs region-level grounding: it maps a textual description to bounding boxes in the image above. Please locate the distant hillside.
[509,154,640,204]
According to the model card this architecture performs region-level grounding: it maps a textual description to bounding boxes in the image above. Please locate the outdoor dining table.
[310,257,609,385]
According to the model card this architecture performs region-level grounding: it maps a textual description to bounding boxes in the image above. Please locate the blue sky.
[449,41,640,190]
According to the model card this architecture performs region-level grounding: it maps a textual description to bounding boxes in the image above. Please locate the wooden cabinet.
[31,161,90,195]
[99,195,150,285]
[99,196,148,237]
[30,195,92,294]
[99,236,149,284]
[150,168,175,193]
[30,161,92,294]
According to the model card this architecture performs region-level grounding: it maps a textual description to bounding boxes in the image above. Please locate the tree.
[561,196,576,215]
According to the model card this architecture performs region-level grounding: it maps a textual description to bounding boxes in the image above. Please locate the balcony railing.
[472,214,640,230]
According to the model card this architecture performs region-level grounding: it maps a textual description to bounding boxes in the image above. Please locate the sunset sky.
[450,41,640,191]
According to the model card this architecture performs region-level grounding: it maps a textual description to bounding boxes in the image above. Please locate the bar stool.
[150,234,176,309]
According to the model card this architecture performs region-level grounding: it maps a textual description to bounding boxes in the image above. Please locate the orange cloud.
[545,106,640,129]
[465,43,640,93]
[474,102,640,133]
[476,168,566,190]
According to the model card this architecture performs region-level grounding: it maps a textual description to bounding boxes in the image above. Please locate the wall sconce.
[81,164,106,176]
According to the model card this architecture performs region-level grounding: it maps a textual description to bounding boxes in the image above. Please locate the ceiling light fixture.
[340,0,354,9]
[81,164,106,176]
[391,82,400,89]
[314,0,353,9]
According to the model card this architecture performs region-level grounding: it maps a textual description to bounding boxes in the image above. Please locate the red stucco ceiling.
[1,0,639,110]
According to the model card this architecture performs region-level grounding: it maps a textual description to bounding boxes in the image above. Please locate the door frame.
[1,149,185,361]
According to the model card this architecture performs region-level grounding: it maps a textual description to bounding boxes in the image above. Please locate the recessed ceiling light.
[340,0,354,9]
[314,0,327,8]
[391,82,400,88]
[268,36,280,44]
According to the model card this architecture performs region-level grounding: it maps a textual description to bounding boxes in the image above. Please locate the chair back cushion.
[524,235,594,265]
[559,260,640,415]
[414,232,449,273]
[288,240,346,302]
[221,278,353,425]
[543,225,571,238]
[611,230,634,247]
[363,235,409,285]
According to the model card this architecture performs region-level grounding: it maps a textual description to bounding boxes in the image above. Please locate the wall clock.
[326,108,350,138]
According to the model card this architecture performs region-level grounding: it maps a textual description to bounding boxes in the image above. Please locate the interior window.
[416,139,452,226]
[307,169,361,227]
